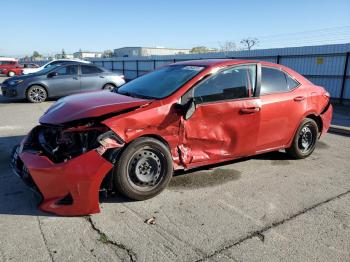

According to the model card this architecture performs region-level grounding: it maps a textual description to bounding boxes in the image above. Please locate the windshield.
[117,65,205,99]
[36,64,61,75]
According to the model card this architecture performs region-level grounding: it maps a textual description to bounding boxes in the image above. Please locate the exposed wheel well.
[306,114,323,133]
[26,84,48,97]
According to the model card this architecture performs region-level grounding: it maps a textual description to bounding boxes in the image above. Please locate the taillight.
[323,91,330,98]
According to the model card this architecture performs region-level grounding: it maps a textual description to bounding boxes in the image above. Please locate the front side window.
[81,65,103,74]
[55,65,78,76]
[260,67,298,94]
[118,65,205,99]
[193,65,256,103]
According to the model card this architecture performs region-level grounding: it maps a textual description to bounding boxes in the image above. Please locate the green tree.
[102,49,113,58]
[62,49,66,58]
[190,46,211,54]
[32,51,41,57]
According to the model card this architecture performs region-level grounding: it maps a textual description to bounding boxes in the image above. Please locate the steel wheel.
[114,137,173,200]
[298,125,314,153]
[286,118,318,159]
[27,86,47,103]
[103,84,115,90]
[127,147,165,191]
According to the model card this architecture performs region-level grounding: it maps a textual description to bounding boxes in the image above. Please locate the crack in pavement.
[36,216,54,262]
[195,189,350,261]
[85,216,137,262]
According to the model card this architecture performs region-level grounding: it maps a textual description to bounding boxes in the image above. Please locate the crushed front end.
[10,123,124,216]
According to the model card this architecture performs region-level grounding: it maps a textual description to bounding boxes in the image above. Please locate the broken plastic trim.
[96,131,125,155]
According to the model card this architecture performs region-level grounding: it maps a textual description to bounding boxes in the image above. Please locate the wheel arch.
[305,114,323,134]
[103,82,117,89]
[138,134,172,152]
[287,113,323,147]
[26,83,49,97]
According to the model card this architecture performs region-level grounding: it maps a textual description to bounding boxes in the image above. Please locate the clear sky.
[1,0,350,57]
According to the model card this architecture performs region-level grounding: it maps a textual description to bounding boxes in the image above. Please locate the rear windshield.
[117,65,205,99]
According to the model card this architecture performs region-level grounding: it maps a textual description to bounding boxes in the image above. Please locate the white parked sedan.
[22,59,91,75]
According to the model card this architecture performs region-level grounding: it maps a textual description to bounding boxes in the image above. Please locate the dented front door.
[179,64,261,167]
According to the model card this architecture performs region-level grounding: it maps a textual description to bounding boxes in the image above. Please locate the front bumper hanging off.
[11,141,113,216]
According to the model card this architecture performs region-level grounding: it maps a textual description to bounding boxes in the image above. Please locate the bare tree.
[218,41,237,56]
[240,38,259,50]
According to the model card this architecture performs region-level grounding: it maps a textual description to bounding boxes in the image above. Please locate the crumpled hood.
[40,91,151,125]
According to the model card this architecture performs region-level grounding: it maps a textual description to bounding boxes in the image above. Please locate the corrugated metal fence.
[88,43,350,101]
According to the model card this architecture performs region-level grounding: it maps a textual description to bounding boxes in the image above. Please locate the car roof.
[173,59,309,84]
[173,59,286,68]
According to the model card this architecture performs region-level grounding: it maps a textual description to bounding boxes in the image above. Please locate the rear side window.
[261,67,299,94]
[194,65,256,103]
[81,65,103,74]
[286,74,299,90]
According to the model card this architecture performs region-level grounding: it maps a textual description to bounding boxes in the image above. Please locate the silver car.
[1,63,125,103]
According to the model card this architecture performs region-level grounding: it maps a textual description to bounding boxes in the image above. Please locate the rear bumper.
[11,138,113,216]
[320,103,333,135]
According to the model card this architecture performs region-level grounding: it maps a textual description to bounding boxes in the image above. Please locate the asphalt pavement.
[0,76,350,261]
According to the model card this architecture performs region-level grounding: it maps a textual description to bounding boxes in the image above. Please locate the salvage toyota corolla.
[11,59,333,216]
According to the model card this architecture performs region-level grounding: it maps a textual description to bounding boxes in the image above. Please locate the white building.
[113,47,190,57]
[73,51,103,59]
[55,54,74,59]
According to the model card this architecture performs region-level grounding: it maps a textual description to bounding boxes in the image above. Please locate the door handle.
[293,96,305,101]
[240,107,261,114]
[99,76,105,78]
[73,76,79,80]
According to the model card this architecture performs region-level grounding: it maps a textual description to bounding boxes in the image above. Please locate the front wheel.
[286,118,318,159]
[103,83,116,91]
[26,85,47,103]
[8,71,15,77]
[114,137,173,200]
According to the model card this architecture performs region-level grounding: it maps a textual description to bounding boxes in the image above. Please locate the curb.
[329,125,350,136]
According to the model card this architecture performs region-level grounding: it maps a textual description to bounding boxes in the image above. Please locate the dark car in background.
[1,63,125,102]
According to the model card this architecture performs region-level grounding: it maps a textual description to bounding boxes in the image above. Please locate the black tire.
[26,85,47,103]
[286,118,318,159]
[103,83,116,91]
[114,137,173,200]
[8,71,15,77]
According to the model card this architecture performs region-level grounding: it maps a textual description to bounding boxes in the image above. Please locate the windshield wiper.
[116,90,155,100]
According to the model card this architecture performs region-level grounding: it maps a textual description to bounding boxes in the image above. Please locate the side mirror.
[184,100,196,120]
[175,98,196,120]
[47,72,58,78]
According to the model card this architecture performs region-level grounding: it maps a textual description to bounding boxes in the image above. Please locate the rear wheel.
[286,118,318,159]
[8,71,15,77]
[26,85,47,103]
[103,83,116,91]
[114,137,173,200]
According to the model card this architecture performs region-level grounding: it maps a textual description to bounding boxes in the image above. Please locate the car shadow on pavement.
[0,134,294,217]
[0,94,57,104]
[0,135,52,217]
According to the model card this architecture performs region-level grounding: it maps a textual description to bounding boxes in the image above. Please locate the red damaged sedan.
[11,59,333,216]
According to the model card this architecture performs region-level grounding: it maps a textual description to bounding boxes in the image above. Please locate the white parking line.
[0,126,22,131]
